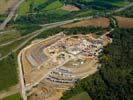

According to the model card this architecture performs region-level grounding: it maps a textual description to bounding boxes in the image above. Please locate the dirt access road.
[0,0,24,30]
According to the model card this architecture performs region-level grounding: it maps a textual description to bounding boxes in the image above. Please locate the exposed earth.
[19,31,111,100]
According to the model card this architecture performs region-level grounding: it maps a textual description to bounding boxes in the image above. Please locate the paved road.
[0,0,25,30]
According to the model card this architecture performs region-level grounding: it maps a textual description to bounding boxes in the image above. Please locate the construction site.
[19,32,111,100]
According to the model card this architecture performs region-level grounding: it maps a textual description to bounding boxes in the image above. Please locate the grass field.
[0,35,31,91]
[0,36,29,57]
[67,92,91,100]
[114,7,133,18]
[61,0,130,10]
[0,26,107,92]
[44,0,63,11]
[0,33,31,91]
[3,93,21,100]
[18,0,47,15]
[0,53,18,91]
[0,31,21,45]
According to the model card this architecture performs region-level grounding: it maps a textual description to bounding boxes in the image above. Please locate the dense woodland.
[61,28,133,100]
[14,10,98,25]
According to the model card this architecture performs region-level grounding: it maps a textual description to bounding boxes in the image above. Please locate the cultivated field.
[61,17,110,28]
[0,0,18,14]
[115,16,133,28]
[61,5,80,11]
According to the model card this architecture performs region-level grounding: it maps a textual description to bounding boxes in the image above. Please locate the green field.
[0,15,6,22]
[3,93,21,100]
[0,36,29,57]
[0,31,21,45]
[44,0,63,11]
[67,92,91,100]
[18,0,63,15]
[0,53,18,91]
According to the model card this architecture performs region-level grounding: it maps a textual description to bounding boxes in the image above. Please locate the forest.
[61,28,133,100]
